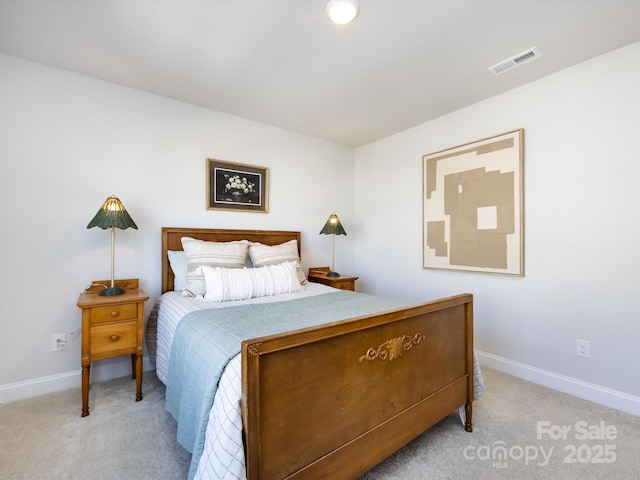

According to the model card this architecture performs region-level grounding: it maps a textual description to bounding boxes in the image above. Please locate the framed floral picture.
[206,159,269,213]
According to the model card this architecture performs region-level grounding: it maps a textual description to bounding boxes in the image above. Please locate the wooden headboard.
[161,227,302,294]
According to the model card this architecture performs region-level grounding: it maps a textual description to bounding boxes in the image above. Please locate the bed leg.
[464,402,473,432]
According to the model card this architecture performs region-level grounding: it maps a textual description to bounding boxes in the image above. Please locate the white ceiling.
[1,0,640,147]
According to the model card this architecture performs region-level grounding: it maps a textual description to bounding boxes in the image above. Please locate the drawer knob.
[111,311,119,317]
[111,335,119,342]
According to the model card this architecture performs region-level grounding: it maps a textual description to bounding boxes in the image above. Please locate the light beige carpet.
[1,367,638,479]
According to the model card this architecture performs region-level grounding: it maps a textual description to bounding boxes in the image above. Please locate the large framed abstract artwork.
[422,129,524,275]
[206,158,269,213]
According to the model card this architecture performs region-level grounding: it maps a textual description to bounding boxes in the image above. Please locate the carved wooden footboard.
[242,293,474,479]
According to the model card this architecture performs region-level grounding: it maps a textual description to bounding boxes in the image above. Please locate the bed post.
[465,294,474,433]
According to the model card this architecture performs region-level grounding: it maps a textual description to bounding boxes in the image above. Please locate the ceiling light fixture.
[326,0,360,25]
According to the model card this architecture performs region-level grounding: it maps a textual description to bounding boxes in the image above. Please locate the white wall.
[0,53,356,401]
[3,41,640,416]
[354,41,640,415]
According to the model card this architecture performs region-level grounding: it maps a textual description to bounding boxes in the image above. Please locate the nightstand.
[76,279,149,417]
[308,267,359,291]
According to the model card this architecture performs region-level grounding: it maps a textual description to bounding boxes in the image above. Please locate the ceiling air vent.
[488,47,542,75]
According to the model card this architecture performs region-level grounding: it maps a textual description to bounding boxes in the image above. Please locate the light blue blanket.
[165,290,408,479]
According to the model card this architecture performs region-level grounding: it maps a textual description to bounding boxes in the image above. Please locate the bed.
[147,227,481,480]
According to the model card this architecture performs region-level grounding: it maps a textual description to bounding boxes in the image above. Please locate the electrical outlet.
[51,333,66,352]
[576,339,590,358]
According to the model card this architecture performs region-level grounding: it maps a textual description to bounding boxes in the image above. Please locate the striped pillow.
[248,239,307,285]
[181,237,249,297]
[202,261,302,302]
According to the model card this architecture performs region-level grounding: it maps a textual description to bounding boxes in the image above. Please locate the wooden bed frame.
[161,227,474,480]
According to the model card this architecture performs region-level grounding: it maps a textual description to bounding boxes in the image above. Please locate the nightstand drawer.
[90,303,138,325]
[307,268,358,291]
[332,280,354,290]
[90,321,137,356]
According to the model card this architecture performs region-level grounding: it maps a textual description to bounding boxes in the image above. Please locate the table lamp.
[319,213,347,277]
[87,195,138,296]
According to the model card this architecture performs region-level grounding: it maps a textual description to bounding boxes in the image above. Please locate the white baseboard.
[476,350,640,416]
[0,356,154,405]
[5,351,639,417]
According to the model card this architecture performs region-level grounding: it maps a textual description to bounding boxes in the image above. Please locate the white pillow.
[248,239,308,285]
[202,261,302,302]
[181,237,249,297]
[167,250,187,291]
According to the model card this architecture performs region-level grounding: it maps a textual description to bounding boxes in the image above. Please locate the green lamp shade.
[319,213,347,236]
[87,195,138,230]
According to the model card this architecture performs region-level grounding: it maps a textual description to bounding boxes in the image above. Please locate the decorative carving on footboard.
[246,343,262,356]
[359,332,426,363]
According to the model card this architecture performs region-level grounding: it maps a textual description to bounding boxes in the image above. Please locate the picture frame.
[206,159,269,213]
[422,129,524,275]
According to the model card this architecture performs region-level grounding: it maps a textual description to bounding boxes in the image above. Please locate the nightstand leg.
[131,353,136,379]
[134,353,143,401]
[81,364,90,417]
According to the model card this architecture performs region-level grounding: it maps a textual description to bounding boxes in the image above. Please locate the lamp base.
[99,286,126,296]
[326,271,341,278]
